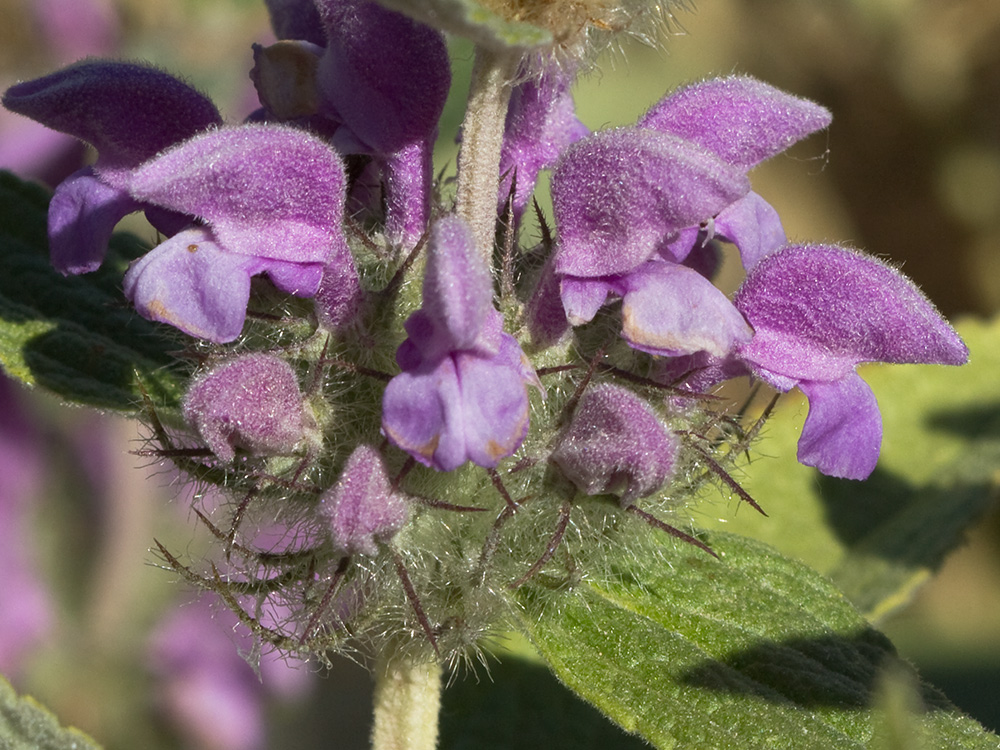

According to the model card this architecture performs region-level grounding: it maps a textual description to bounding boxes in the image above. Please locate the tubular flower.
[733,244,969,479]
[545,76,831,356]
[381,215,539,471]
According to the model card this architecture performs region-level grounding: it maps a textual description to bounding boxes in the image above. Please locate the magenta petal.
[455,352,530,469]
[315,0,450,155]
[2,60,221,183]
[735,244,969,382]
[552,128,749,278]
[621,262,752,358]
[48,167,140,274]
[123,227,255,343]
[713,191,786,270]
[128,125,348,265]
[639,76,832,170]
[320,445,409,556]
[797,375,882,480]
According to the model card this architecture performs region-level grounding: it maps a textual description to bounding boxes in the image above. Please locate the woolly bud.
[551,384,679,504]
[183,354,316,463]
[319,445,409,556]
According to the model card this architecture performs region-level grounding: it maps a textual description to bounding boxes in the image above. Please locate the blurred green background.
[2,0,999,746]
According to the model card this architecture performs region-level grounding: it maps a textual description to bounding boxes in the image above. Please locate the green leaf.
[514,531,997,750]
[441,652,648,750]
[0,171,186,414]
[701,316,1000,621]
[0,675,102,750]
[374,0,552,50]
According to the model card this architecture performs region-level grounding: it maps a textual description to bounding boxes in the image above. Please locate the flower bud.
[319,445,409,556]
[551,384,679,504]
[183,354,316,463]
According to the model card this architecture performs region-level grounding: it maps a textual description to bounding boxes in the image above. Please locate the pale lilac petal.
[2,60,221,185]
[797,375,882,480]
[552,128,749,278]
[551,384,678,504]
[47,167,140,274]
[455,352,530,469]
[713,191,786,270]
[183,354,313,462]
[123,227,256,343]
[320,445,409,555]
[735,244,969,381]
[620,262,752,358]
[127,125,348,265]
[639,76,832,170]
[381,358,464,471]
[560,276,613,325]
[499,63,588,219]
[314,0,450,155]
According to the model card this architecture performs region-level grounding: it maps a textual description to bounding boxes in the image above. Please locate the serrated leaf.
[375,0,552,50]
[701,316,1000,621]
[0,675,102,750]
[0,171,186,413]
[514,531,997,750]
[440,654,648,750]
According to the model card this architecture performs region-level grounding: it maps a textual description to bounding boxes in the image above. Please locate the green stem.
[370,652,444,750]
[455,45,521,263]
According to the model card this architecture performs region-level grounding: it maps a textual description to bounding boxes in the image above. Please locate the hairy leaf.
[514,531,997,749]
[0,675,101,750]
[0,171,186,413]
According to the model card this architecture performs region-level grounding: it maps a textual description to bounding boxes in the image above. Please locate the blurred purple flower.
[382,216,539,471]
[150,595,311,750]
[0,378,52,680]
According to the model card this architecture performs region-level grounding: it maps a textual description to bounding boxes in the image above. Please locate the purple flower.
[498,62,588,221]
[123,124,358,341]
[733,244,969,479]
[542,77,831,356]
[183,354,319,463]
[320,445,410,556]
[2,60,222,273]
[551,384,679,504]
[382,216,539,471]
[254,0,451,248]
[638,75,832,269]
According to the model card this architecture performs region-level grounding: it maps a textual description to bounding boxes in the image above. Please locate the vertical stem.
[455,46,521,263]
[370,651,444,750]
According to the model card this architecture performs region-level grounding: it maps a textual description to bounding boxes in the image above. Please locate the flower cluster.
[2,0,968,663]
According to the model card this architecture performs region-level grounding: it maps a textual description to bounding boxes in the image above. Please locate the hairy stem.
[455,45,520,263]
[370,652,444,750]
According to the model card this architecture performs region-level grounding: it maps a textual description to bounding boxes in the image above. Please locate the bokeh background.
[1,0,999,747]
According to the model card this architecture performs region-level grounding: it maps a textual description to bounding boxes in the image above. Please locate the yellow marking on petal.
[187,244,199,253]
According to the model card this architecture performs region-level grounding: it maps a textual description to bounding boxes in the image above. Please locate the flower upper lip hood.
[2,60,222,187]
[733,243,969,479]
